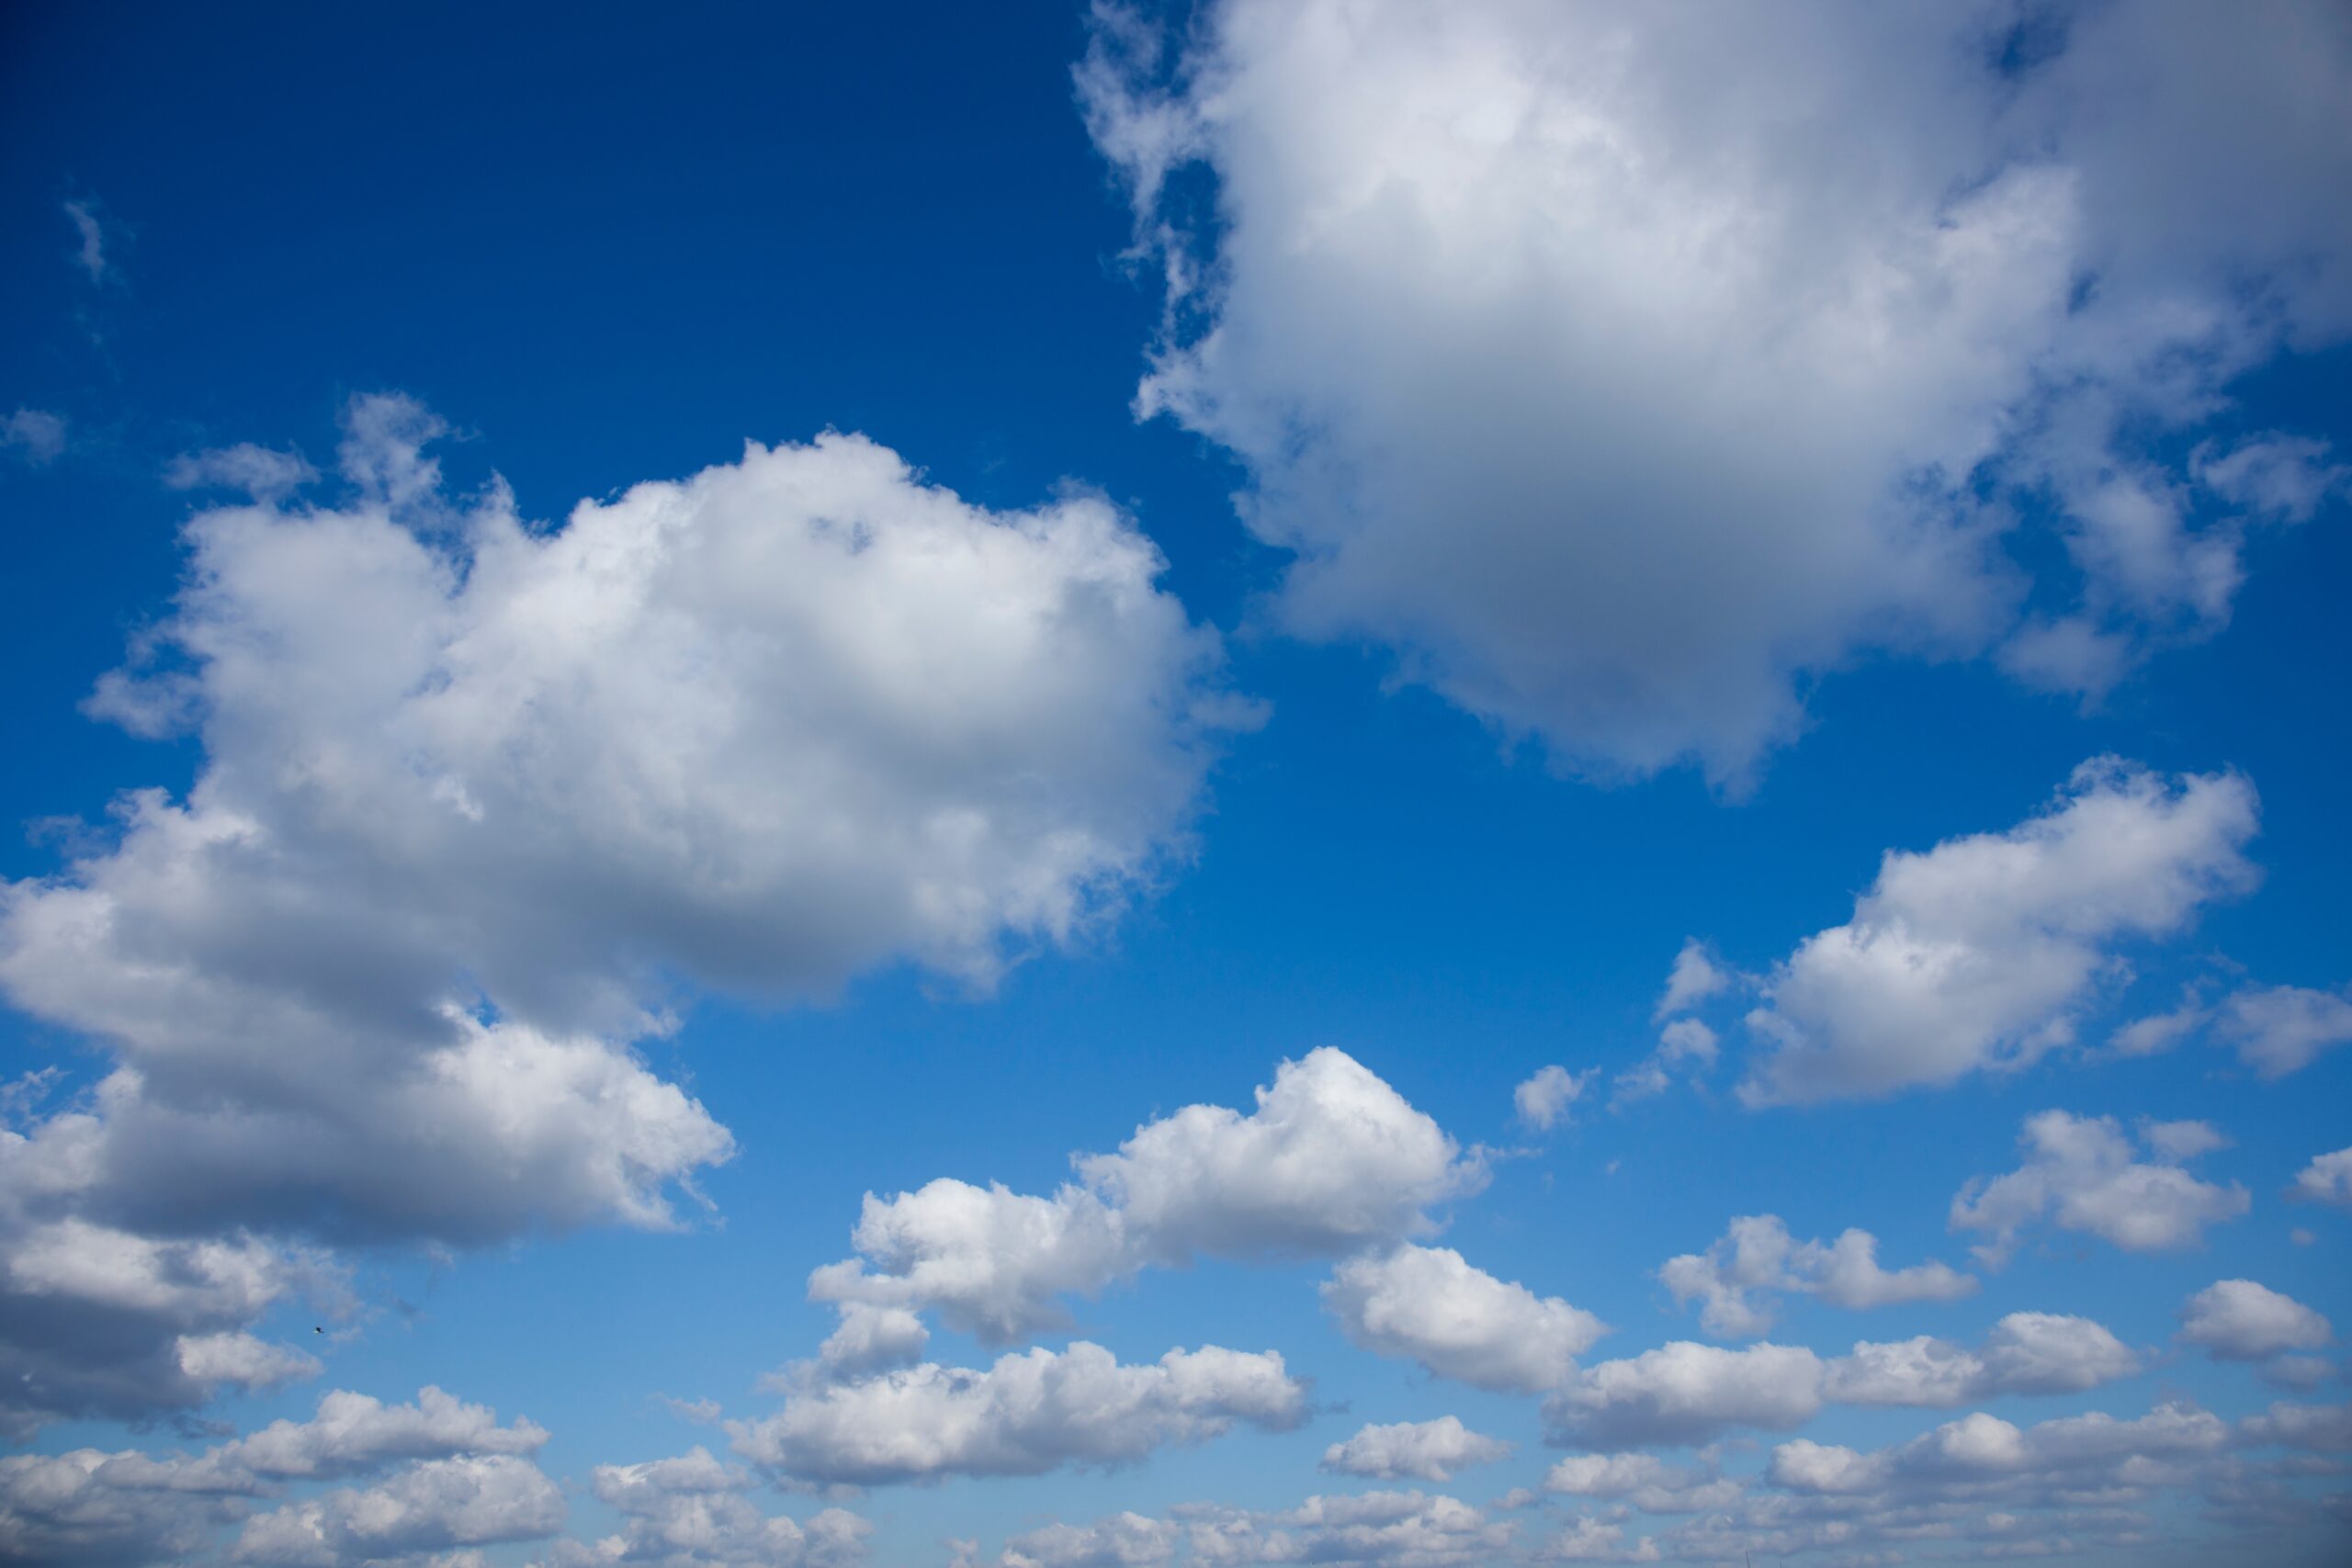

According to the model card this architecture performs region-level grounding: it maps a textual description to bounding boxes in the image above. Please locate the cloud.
[1320,1416,1510,1483]
[986,1513,1175,1568]
[63,200,113,283]
[2291,1147,2352,1208]
[1172,1491,1513,1567]
[1323,1244,1606,1393]
[1543,1342,1825,1448]
[726,1342,1306,1486]
[1659,1215,1975,1337]
[0,1448,256,1567]
[220,1386,548,1482]
[2139,1118,2230,1161]
[1512,1065,1595,1132]
[1739,761,2259,1103]
[1824,1313,2140,1405]
[2214,985,2352,1077]
[164,445,319,500]
[175,1332,321,1393]
[2178,1280,2333,1362]
[531,1448,870,1568]
[1950,1110,2250,1265]
[812,1049,1486,1346]
[0,394,1238,1430]
[1655,942,1730,1020]
[2,409,66,467]
[1081,0,2352,783]
[1610,1020,1719,1108]
[231,1454,565,1563]
[1542,1452,1741,1515]
[1769,1401,2228,1501]
[2240,1400,2352,1453]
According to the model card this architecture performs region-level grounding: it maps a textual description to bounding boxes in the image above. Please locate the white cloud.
[1323,1244,1606,1393]
[1656,942,1729,1020]
[1079,1047,1481,1264]
[1543,1342,1825,1447]
[813,1049,1484,1346]
[1950,1110,2251,1265]
[2291,1147,2352,1208]
[727,1342,1305,1486]
[1542,1452,1740,1515]
[164,444,319,500]
[1082,0,2352,783]
[1611,1020,1719,1108]
[990,1513,1175,1568]
[1659,1214,1975,1337]
[64,199,111,283]
[2140,1118,2230,1161]
[0,394,1239,1429]
[1825,1313,2140,1405]
[1173,1491,1513,1567]
[1512,1065,1594,1132]
[231,1453,564,1563]
[0,1448,256,1567]
[2179,1280,2333,1362]
[221,1386,548,1482]
[1,409,66,467]
[1321,1416,1510,1482]
[175,1332,321,1393]
[2241,1399,2352,1452]
[2215,985,2352,1077]
[531,1448,870,1568]
[1740,761,2259,1103]
[1770,1401,2227,1501]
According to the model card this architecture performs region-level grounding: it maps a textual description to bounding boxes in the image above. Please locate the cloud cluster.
[0,1384,585,1568]
[1320,1416,1510,1483]
[1739,761,2259,1102]
[810,1049,1511,1357]
[2178,1280,2333,1363]
[1823,1313,2141,1405]
[727,1342,1306,1486]
[1084,0,2352,782]
[2292,1146,2352,1208]
[532,1447,870,1568]
[1951,1110,2250,1265]
[1322,1244,1606,1393]
[0,396,1238,1433]
[1659,1214,1975,1337]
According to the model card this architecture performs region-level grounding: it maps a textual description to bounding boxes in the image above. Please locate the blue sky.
[2,3,2349,1565]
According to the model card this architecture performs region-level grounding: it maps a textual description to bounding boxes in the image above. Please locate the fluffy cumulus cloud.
[1543,1451,1741,1515]
[1543,1342,1826,1448]
[1082,0,2352,783]
[0,1381,572,1568]
[811,1049,1489,1346]
[231,1454,566,1564]
[1511,1065,1594,1132]
[1951,1110,2250,1265]
[1770,1401,2229,1507]
[531,1447,870,1568]
[1323,1244,1607,1393]
[726,1342,1306,1486]
[2292,1147,2352,1208]
[2179,1280,2334,1362]
[1824,1313,2140,1405]
[1320,1416,1510,1483]
[0,396,1239,1433]
[2215,985,2352,1077]
[1738,761,2259,1103]
[1659,1214,1975,1337]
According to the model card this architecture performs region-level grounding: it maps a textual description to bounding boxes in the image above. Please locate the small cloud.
[2,409,67,467]
[164,443,319,500]
[1513,1064,1596,1131]
[64,198,116,284]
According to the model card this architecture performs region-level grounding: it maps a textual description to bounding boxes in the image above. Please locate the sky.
[1,2,2349,1565]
